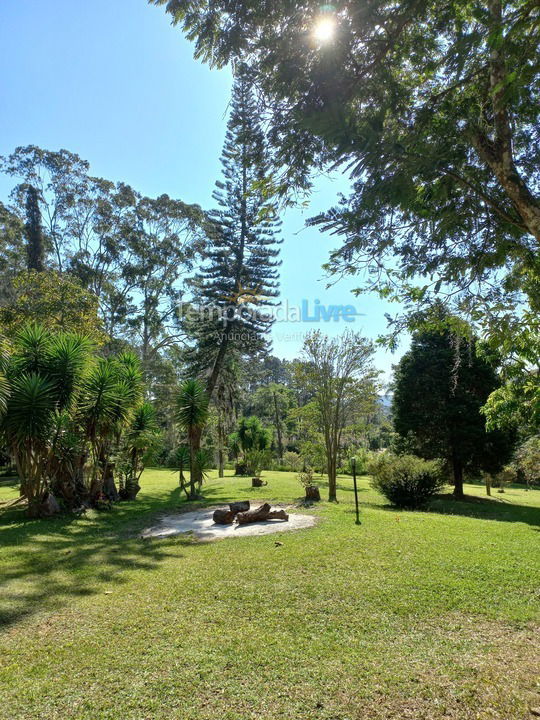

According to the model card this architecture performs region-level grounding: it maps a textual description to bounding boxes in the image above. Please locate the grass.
[1,470,539,719]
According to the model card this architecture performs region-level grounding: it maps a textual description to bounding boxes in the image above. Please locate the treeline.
[1,51,538,514]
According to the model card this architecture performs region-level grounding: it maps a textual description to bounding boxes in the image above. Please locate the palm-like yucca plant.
[1,325,92,516]
[119,402,159,500]
[175,379,209,499]
[78,355,142,501]
[3,373,56,515]
[9,324,50,377]
[169,445,191,499]
[0,337,11,416]
[0,324,147,515]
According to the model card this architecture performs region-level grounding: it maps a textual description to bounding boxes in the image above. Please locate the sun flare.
[313,15,336,43]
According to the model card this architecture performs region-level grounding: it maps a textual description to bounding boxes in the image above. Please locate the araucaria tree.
[393,316,515,498]
[296,329,377,502]
[179,65,282,483]
[186,63,282,399]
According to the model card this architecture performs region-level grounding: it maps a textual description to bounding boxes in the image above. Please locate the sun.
[313,15,336,43]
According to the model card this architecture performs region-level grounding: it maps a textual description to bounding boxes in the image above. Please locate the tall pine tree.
[186,64,282,399]
[181,65,282,488]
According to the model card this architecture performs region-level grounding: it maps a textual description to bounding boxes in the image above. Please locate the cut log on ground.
[305,486,321,501]
[213,508,235,524]
[251,477,267,487]
[236,503,289,524]
[229,501,250,513]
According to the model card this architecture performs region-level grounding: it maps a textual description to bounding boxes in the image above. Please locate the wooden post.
[351,457,361,525]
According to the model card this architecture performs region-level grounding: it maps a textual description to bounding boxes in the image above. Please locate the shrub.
[338,448,374,475]
[244,448,270,476]
[297,467,315,489]
[282,451,301,472]
[369,453,445,509]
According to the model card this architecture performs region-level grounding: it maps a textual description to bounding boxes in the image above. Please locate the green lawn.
[1,470,539,719]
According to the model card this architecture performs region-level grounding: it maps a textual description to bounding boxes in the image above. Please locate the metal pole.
[351,457,361,525]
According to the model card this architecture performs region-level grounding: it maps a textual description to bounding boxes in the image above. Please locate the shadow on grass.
[427,492,540,527]
[362,491,540,528]
[0,485,196,628]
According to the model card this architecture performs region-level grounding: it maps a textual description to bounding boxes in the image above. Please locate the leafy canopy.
[152,0,540,340]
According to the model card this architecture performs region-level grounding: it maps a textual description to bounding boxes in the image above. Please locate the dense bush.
[338,448,374,476]
[269,451,302,472]
[369,453,445,509]
[282,450,301,471]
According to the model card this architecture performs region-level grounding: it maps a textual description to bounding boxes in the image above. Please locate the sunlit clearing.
[313,16,336,43]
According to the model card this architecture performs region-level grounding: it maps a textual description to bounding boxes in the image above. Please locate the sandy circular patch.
[141,505,317,541]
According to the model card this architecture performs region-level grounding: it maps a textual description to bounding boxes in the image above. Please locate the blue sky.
[0,0,406,381]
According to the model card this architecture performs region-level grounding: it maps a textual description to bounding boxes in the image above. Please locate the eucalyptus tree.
[243,383,296,459]
[121,192,205,378]
[0,146,207,361]
[0,201,26,304]
[1,146,91,271]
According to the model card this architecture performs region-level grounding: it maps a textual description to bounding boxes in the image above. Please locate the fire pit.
[141,502,317,541]
[213,501,288,525]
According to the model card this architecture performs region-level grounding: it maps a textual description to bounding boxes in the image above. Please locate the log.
[229,501,250,514]
[305,486,321,501]
[236,503,289,524]
[267,509,289,521]
[252,477,267,487]
[213,508,235,524]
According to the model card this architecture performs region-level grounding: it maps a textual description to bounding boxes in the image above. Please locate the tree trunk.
[273,391,283,460]
[25,185,45,272]
[218,449,224,478]
[103,461,119,501]
[469,0,540,243]
[452,454,464,499]
[217,412,225,478]
[327,457,337,502]
[189,426,202,499]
